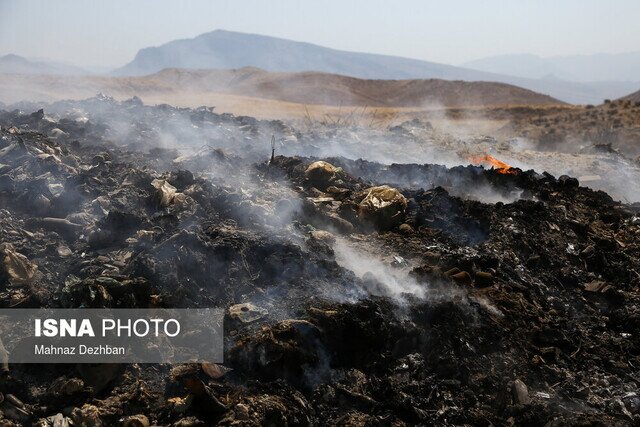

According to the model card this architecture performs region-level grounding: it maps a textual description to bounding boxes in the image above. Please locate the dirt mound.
[0,67,563,108]
[134,67,566,107]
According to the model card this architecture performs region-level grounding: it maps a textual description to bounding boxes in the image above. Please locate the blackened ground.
[0,98,638,426]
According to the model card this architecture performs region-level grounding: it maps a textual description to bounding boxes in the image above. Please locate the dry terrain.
[0,67,562,115]
[503,99,640,157]
[2,69,637,159]
[621,89,640,103]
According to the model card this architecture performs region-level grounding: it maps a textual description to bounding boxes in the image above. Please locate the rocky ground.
[0,96,639,426]
[503,99,640,159]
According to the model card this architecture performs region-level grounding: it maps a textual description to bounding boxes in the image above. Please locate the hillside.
[111,30,637,104]
[0,67,562,110]
[148,68,562,107]
[620,89,640,103]
[504,98,640,158]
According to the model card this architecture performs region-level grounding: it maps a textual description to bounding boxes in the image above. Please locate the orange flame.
[468,154,516,175]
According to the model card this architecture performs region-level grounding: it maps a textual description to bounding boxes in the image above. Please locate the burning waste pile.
[0,96,639,426]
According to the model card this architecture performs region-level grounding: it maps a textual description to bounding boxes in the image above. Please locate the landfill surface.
[0,96,639,426]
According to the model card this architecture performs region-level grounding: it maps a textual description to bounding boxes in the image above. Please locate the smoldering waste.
[0,96,638,426]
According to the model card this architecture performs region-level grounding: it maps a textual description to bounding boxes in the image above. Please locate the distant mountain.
[114,30,501,81]
[0,54,86,75]
[112,30,638,104]
[463,52,640,83]
[462,54,575,81]
[0,67,562,108]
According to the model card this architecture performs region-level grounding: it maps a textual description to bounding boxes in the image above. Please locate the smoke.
[328,235,505,320]
[475,136,640,203]
[12,90,640,207]
[0,94,521,324]
[5,73,640,204]
[331,236,426,301]
[284,120,462,166]
[276,100,530,204]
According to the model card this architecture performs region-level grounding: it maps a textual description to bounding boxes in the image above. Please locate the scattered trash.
[0,242,37,284]
[228,303,268,324]
[0,97,637,425]
[304,160,341,190]
[512,379,531,405]
[357,185,407,230]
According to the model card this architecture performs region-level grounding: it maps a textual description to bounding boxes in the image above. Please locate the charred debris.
[0,95,639,426]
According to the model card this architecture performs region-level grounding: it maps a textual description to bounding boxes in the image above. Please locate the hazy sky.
[1,0,638,69]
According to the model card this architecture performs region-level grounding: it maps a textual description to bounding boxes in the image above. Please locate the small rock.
[512,379,531,405]
[558,175,579,188]
[201,362,232,379]
[443,267,461,277]
[309,230,335,245]
[398,223,414,234]
[474,271,494,287]
[327,214,354,233]
[450,271,473,286]
[583,280,611,293]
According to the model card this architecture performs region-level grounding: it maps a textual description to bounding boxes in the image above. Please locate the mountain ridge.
[115,29,503,81]
[0,54,87,75]
[111,30,638,104]
[463,52,640,82]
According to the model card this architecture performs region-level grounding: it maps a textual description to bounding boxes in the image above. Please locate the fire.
[468,154,516,175]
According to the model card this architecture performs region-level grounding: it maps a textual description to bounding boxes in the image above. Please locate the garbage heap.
[0,98,638,426]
